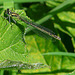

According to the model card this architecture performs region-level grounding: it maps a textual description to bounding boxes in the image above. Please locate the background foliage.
[0,0,75,75]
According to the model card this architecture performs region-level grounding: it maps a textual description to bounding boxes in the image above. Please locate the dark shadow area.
[26,3,51,21]
[22,2,40,8]
[63,3,75,12]
[4,70,9,75]
[59,29,74,52]
[0,4,3,11]
[15,2,40,9]
[53,15,74,52]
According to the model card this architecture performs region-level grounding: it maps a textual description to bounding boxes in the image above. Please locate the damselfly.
[4,9,61,40]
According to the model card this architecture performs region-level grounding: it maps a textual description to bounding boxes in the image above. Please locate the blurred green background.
[0,0,75,75]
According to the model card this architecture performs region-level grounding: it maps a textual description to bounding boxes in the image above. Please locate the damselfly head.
[5,9,10,15]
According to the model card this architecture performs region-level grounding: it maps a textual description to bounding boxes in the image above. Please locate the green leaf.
[0,10,49,70]
[4,2,14,9]
[0,0,54,4]
[42,52,75,57]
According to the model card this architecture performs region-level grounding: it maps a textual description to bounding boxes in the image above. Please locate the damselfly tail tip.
[54,35,61,40]
[57,36,61,40]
